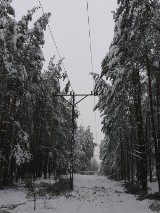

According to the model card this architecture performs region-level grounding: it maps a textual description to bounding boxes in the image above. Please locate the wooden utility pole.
[53,91,97,190]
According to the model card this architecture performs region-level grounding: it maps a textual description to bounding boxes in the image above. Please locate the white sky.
[12,0,117,161]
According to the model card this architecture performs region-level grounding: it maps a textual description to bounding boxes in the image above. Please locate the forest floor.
[0,174,159,213]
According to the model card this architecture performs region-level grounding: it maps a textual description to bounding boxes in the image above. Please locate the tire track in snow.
[76,190,90,213]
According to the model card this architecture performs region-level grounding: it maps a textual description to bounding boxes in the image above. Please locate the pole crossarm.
[52,91,97,98]
[52,91,98,106]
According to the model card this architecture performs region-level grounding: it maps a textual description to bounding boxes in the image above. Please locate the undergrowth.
[124,181,143,195]
[26,178,71,198]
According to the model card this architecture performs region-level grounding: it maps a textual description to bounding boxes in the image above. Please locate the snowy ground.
[0,174,157,213]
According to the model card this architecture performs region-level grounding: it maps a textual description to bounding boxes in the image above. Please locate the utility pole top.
[52,90,98,97]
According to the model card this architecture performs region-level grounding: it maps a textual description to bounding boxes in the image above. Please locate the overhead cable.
[85,0,98,143]
[38,0,73,91]
[38,0,86,128]
[85,0,94,75]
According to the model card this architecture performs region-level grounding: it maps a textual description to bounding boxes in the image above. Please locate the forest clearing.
[1,0,160,212]
[0,174,158,213]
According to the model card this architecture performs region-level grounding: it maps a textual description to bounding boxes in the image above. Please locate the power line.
[85,0,98,143]
[38,0,61,59]
[85,0,94,75]
[38,0,87,127]
[37,0,73,91]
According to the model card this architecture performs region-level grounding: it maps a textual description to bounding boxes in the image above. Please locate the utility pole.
[53,91,97,190]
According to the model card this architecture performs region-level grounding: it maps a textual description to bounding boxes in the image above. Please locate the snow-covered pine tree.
[39,57,73,179]
[0,1,75,186]
[95,0,160,192]
[74,126,96,172]
[0,0,32,185]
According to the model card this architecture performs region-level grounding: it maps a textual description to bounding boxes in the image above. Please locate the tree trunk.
[146,55,160,192]
[132,68,147,191]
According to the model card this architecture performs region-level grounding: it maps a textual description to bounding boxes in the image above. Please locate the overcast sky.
[12,0,117,161]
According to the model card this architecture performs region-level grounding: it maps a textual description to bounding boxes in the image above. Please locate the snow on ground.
[0,187,27,206]
[0,175,156,213]
[148,181,159,194]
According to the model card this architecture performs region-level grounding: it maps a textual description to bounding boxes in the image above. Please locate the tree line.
[0,0,95,187]
[95,0,160,192]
